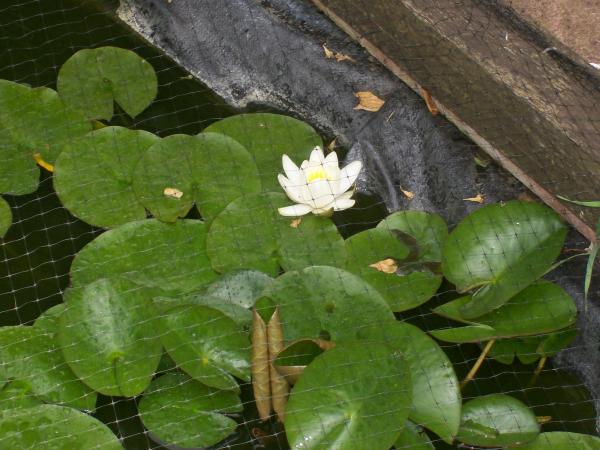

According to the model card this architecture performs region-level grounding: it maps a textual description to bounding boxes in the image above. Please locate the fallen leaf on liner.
[369,258,398,274]
[463,194,484,203]
[421,88,439,116]
[290,218,301,228]
[400,188,414,200]
[163,187,184,199]
[322,44,334,59]
[335,52,355,63]
[354,91,385,112]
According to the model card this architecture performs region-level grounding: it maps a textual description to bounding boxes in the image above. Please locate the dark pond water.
[0,1,596,448]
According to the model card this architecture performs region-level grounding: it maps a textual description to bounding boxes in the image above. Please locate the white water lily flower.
[277,146,362,217]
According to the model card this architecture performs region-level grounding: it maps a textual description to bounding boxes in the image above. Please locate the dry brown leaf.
[290,218,302,228]
[400,188,414,200]
[354,91,385,112]
[251,309,271,421]
[421,88,439,116]
[163,187,183,199]
[267,307,289,423]
[335,52,355,63]
[369,258,398,274]
[327,137,337,153]
[463,194,485,204]
[322,44,334,59]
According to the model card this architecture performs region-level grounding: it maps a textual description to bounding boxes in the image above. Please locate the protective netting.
[0,1,599,449]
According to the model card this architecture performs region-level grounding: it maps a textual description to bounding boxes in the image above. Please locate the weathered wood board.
[313,0,600,241]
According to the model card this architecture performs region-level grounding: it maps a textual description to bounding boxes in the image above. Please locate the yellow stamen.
[306,167,328,183]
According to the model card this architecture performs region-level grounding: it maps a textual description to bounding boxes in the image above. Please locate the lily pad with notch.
[159,304,251,391]
[54,126,158,228]
[345,228,442,312]
[139,372,242,449]
[132,133,262,223]
[456,394,539,448]
[517,432,600,449]
[430,281,577,343]
[442,201,567,319]
[58,277,162,397]
[57,46,157,121]
[393,420,435,450]
[204,113,323,191]
[285,342,412,450]
[70,219,218,294]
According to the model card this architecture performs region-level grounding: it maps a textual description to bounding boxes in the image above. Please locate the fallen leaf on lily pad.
[401,188,415,200]
[354,91,385,112]
[369,258,398,274]
[290,218,301,228]
[163,187,184,199]
[33,153,54,172]
[463,194,484,204]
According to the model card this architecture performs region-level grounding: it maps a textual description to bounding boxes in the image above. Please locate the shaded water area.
[0,0,597,448]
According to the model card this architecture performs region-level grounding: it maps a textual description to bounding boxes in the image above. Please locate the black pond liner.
[0,0,598,448]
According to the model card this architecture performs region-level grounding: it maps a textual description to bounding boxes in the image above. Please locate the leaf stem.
[461,339,495,389]
[529,356,547,387]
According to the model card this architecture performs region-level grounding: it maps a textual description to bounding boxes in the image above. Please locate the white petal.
[278,204,312,217]
[278,174,304,203]
[309,146,326,165]
[332,198,355,211]
[300,159,310,170]
[282,155,302,183]
[312,206,333,216]
[307,179,336,209]
[338,160,362,194]
[324,150,339,166]
[335,189,355,201]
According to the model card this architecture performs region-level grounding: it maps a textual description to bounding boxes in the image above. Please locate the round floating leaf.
[358,322,461,443]
[205,270,273,309]
[345,228,441,311]
[71,219,218,294]
[132,133,262,223]
[278,215,347,271]
[0,197,11,237]
[456,394,539,448]
[0,130,39,195]
[204,113,323,191]
[59,278,162,397]
[0,382,43,411]
[33,303,66,337]
[518,432,600,450]
[0,404,123,449]
[393,421,435,450]
[431,281,577,343]
[263,266,395,343]
[160,305,251,391]
[207,192,288,276]
[377,210,448,262]
[442,201,567,318]
[0,326,96,411]
[54,127,158,228]
[285,343,412,450]
[139,372,242,449]
[57,46,157,120]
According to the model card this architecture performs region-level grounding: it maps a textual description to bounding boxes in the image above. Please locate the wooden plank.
[312,0,600,242]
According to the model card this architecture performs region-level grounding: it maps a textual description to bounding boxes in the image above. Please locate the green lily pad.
[206,192,289,276]
[456,394,539,447]
[431,281,577,343]
[0,404,123,449]
[204,113,323,191]
[132,133,262,223]
[159,305,251,391]
[358,322,461,443]
[139,372,242,449]
[274,339,326,367]
[57,46,157,120]
[345,228,441,311]
[0,80,92,194]
[377,210,448,262]
[263,266,396,343]
[285,342,412,450]
[517,432,600,449]
[442,201,567,319]
[0,197,11,237]
[33,304,66,337]
[70,219,218,294]
[54,126,158,228]
[278,215,347,271]
[58,278,162,397]
[0,325,96,410]
[204,270,273,309]
[0,382,43,411]
[393,421,435,450]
